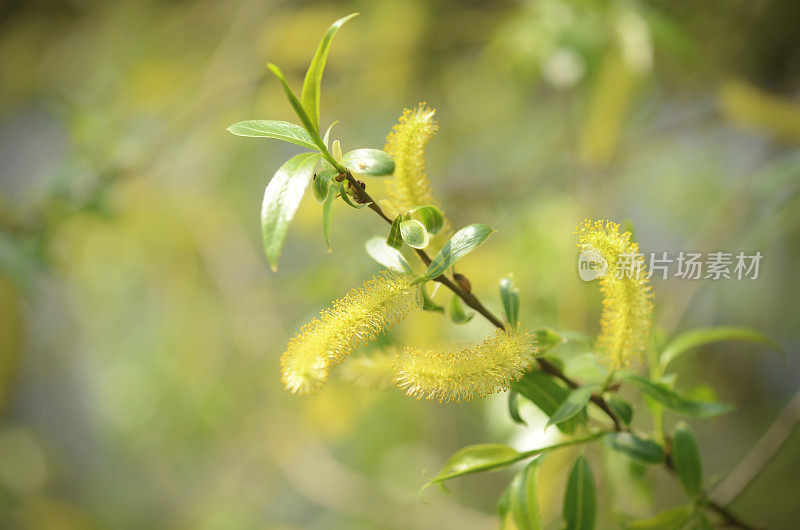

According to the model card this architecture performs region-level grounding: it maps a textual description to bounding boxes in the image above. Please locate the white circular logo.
[578,249,608,282]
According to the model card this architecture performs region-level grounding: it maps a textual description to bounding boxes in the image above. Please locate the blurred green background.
[1,0,799,528]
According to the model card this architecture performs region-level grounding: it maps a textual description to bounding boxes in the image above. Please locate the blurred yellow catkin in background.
[576,220,653,369]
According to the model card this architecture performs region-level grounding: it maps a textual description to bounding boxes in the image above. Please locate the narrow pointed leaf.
[227,120,319,151]
[400,219,430,249]
[660,326,783,371]
[424,223,493,280]
[509,456,545,530]
[605,432,665,465]
[300,13,359,133]
[508,391,526,426]
[563,455,596,530]
[622,374,735,418]
[261,152,320,270]
[672,423,702,497]
[323,121,337,148]
[365,236,412,274]
[423,444,523,491]
[266,63,332,164]
[625,506,692,529]
[546,384,599,428]
[340,148,395,177]
[387,215,403,249]
[500,276,520,329]
[512,371,584,434]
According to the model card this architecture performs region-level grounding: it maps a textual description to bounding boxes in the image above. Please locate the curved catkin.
[339,350,398,391]
[384,103,445,216]
[280,271,418,395]
[394,331,531,403]
[576,220,653,369]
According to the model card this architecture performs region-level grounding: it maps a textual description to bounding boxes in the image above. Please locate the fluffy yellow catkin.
[394,331,531,403]
[576,220,653,368]
[384,103,445,215]
[339,350,398,391]
[280,271,418,395]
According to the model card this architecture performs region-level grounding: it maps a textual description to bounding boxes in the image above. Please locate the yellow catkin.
[339,350,398,391]
[576,220,653,369]
[394,331,531,403]
[280,271,418,395]
[384,103,445,216]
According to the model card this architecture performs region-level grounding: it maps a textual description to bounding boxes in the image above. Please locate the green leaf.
[423,223,494,280]
[386,215,403,249]
[364,236,412,274]
[260,152,320,271]
[672,422,702,497]
[340,148,395,177]
[321,182,337,250]
[266,64,328,155]
[625,506,692,529]
[546,384,599,428]
[605,432,665,465]
[500,276,520,329]
[512,371,583,434]
[400,219,430,249]
[660,326,783,371]
[621,374,735,418]
[409,205,444,235]
[339,185,369,209]
[423,444,524,492]
[420,283,444,313]
[563,455,596,530]
[606,395,633,426]
[508,391,526,426]
[313,168,338,203]
[300,13,359,133]
[226,120,319,151]
[448,294,474,324]
[509,457,545,530]
[497,484,513,530]
[322,121,337,148]
[532,328,564,352]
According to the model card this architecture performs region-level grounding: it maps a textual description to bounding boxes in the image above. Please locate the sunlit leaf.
[387,215,403,249]
[625,505,693,529]
[563,455,596,530]
[420,283,444,313]
[423,444,524,491]
[672,423,702,497]
[266,64,326,153]
[226,120,319,151]
[509,456,544,530]
[260,152,320,271]
[340,148,395,177]
[605,432,665,465]
[659,326,783,371]
[322,121,338,148]
[400,219,430,249]
[365,236,412,274]
[546,384,599,428]
[621,374,734,418]
[512,371,584,434]
[423,223,493,280]
[300,13,359,133]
